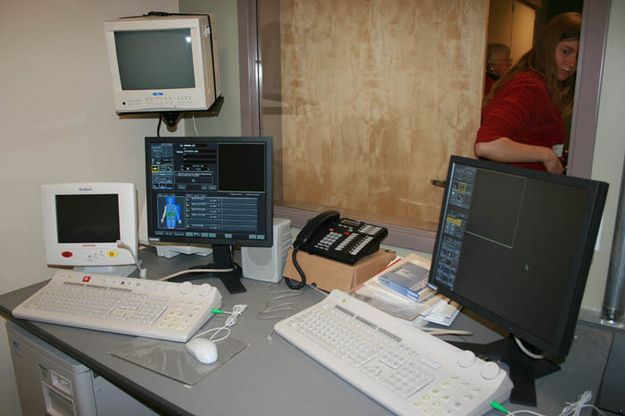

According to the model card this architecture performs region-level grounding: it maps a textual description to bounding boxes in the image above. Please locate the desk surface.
[0,247,614,415]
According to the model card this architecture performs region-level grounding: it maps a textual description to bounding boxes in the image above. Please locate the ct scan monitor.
[428,156,607,405]
[145,136,273,293]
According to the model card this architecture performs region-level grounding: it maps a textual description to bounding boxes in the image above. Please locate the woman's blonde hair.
[484,12,582,120]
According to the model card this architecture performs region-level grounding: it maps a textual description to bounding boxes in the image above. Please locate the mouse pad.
[110,337,247,385]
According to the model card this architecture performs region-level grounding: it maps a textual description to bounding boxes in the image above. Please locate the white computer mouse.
[186,338,218,364]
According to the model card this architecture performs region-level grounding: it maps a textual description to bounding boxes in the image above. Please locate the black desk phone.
[294,210,389,265]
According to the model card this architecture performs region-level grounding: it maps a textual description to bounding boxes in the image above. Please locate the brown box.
[283,248,397,292]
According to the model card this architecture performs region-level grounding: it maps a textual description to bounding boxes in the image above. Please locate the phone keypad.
[316,231,342,251]
[359,224,383,236]
[349,235,374,255]
[335,233,358,252]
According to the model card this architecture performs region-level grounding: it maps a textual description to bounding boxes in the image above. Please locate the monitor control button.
[457,350,476,368]
[198,284,212,296]
[179,281,193,295]
[480,361,501,380]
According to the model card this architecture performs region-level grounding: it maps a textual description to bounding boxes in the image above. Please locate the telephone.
[293,210,389,265]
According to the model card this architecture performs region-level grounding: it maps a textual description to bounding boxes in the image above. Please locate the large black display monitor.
[428,156,607,405]
[145,136,272,293]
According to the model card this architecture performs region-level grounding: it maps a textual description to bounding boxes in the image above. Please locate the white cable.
[193,326,231,343]
[224,304,248,327]
[115,240,147,279]
[514,336,546,360]
[505,390,608,416]
[192,114,199,136]
[559,391,607,416]
[192,304,247,343]
[157,267,234,281]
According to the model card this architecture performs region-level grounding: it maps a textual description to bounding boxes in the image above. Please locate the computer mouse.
[185,338,218,364]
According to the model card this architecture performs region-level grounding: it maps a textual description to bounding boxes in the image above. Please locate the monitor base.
[168,244,247,294]
[187,263,246,294]
[450,336,560,406]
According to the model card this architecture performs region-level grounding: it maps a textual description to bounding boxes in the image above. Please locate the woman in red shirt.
[475,13,581,174]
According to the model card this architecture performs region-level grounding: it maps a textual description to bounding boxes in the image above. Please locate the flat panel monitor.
[103,14,221,114]
[41,183,138,276]
[145,136,273,293]
[428,156,607,405]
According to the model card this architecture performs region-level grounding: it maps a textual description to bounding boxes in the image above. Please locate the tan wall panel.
[278,0,488,230]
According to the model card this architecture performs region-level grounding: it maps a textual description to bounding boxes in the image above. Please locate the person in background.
[484,43,512,95]
[475,12,581,174]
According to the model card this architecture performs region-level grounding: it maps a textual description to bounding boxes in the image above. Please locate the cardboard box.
[283,248,397,292]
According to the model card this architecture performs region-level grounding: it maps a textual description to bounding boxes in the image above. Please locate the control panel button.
[457,350,477,368]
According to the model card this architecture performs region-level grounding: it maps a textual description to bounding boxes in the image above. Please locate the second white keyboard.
[274,289,512,416]
[13,269,222,342]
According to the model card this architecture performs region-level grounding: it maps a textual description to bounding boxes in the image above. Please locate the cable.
[115,240,147,278]
[192,114,199,136]
[490,390,608,416]
[421,328,473,336]
[285,248,306,290]
[514,336,546,360]
[157,267,235,281]
[258,288,302,320]
[192,304,248,343]
[156,114,162,137]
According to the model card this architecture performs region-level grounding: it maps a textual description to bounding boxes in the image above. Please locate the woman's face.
[555,39,579,81]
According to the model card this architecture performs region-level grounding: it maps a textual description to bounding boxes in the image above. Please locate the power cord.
[115,240,147,278]
[514,336,547,360]
[490,390,607,416]
[258,283,303,320]
[157,267,235,281]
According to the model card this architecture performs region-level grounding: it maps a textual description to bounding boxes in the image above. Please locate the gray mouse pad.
[110,337,247,385]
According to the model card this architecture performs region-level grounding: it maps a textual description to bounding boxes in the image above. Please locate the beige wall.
[0,1,179,414]
[583,0,625,313]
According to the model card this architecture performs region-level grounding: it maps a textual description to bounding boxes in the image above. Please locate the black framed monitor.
[145,136,273,293]
[428,156,608,406]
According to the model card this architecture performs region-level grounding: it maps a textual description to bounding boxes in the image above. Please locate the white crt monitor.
[41,183,138,268]
[103,14,221,113]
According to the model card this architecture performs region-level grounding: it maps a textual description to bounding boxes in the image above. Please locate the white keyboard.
[13,270,222,342]
[274,290,512,416]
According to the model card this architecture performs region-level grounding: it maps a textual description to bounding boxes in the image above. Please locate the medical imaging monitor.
[145,136,272,293]
[428,156,607,405]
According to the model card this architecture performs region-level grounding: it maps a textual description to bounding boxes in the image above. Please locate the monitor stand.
[169,244,246,294]
[450,336,560,406]
[154,244,212,259]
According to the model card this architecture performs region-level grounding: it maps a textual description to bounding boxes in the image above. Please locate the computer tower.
[6,320,155,416]
[241,218,292,283]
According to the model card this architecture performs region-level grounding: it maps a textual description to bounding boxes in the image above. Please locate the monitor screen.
[144,137,273,293]
[114,29,195,90]
[55,194,120,243]
[428,156,607,403]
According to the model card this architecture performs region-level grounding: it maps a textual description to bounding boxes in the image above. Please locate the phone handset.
[287,210,340,290]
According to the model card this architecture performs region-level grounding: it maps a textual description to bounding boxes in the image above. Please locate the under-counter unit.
[6,320,155,416]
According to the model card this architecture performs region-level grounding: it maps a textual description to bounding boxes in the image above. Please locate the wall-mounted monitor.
[428,156,608,405]
[103,14,221,114]
[41,183,138,276]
